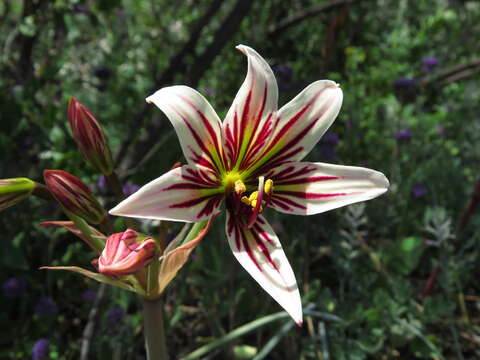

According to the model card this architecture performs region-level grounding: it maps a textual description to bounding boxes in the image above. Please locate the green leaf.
[382,237,425,275]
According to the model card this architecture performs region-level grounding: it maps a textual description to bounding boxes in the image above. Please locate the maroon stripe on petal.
[275,190,347,199]
[270,196,307,211]
[242,235,262,272]
[178,95,224,165]
[169,195,214,209]
[276,175,338,186]
[241,89,253,132]
[163,183,211,191]
[251,226,279,272]
[253,222,274,246]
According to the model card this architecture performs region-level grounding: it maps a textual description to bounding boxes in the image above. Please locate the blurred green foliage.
[1,0,480,359]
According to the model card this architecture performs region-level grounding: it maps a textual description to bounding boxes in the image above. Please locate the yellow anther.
[241,196,251,206]
[248,191,258,202]
[264,179,273,195]
[250,199,264,212]
[234,180,246,196]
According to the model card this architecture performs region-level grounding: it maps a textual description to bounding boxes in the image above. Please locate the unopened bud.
[98,229,157,276]
[44,170,106,224]
[68,97,113,175]
[0,178,35,211]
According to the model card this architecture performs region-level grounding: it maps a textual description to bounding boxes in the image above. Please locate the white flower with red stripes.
[110,45,389,325]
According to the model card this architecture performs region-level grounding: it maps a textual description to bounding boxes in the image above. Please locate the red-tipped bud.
[0,178,35,211]
[44,170,106,224]
[98,229,157,276]
[68,97,113,175]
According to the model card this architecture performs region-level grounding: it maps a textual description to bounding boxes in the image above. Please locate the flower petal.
[146,86,225,173]
[266,162,389,215]
[226,212,302,325]
[244,81,343,177]
[109,165,223,222]
[223,45,279,171]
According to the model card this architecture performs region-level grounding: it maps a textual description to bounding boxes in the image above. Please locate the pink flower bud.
[0,178,35,211]
[68,97,113,175]
[44,170,106,224]
[98,229,157,276]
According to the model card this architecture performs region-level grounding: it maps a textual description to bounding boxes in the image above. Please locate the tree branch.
[268,0,356,37]
[186,0,254,88]
[156,0,225,86]
[419,60,480,87]
[116,0,254,174]
[80,284,106,360]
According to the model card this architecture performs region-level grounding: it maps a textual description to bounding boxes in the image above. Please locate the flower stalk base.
[142,297,168,360]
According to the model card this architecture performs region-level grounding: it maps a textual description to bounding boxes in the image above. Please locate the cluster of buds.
[0,97,214,300]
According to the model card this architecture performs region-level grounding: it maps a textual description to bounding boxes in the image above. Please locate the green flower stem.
[99,216,115,235]
[180,220,209,245]
[142,297,168,360]
[146,260,160,297]
[105,171,124,198]
[68,212,105,253]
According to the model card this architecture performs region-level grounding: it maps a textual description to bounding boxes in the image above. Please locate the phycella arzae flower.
[110,45,389,325]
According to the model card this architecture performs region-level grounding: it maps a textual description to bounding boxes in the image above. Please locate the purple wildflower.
[320,146,337,161]
[272,64,293,90]
[318,132,340,160]
[107,306,125,324]
[203,88,215,96]
[2,277,28,297]
[395,129,412,143]
[82,289,97,302]
[123,183,140,196]
[393,77,418,103]
[421,56,439,72]
[32,339,49,360]
[411,183,428,198]
[436,125,446,136]
[272,64,293,81]
[97,175,107,191]
[321,132,340,146]
[34,297,58,316]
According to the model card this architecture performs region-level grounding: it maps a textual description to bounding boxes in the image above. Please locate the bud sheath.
[44,170,106,224]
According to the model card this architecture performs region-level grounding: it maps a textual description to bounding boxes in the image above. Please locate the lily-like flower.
[97,229,157,276]
[110,45,389,324]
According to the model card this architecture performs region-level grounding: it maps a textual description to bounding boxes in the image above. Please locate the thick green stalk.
[180,220,208,245]
[142,297,168,360]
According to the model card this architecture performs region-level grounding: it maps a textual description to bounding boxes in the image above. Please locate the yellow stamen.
[234,179,246,196]
[249,191,258,202]
[264,179,273,195]
[241,196,251,206]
